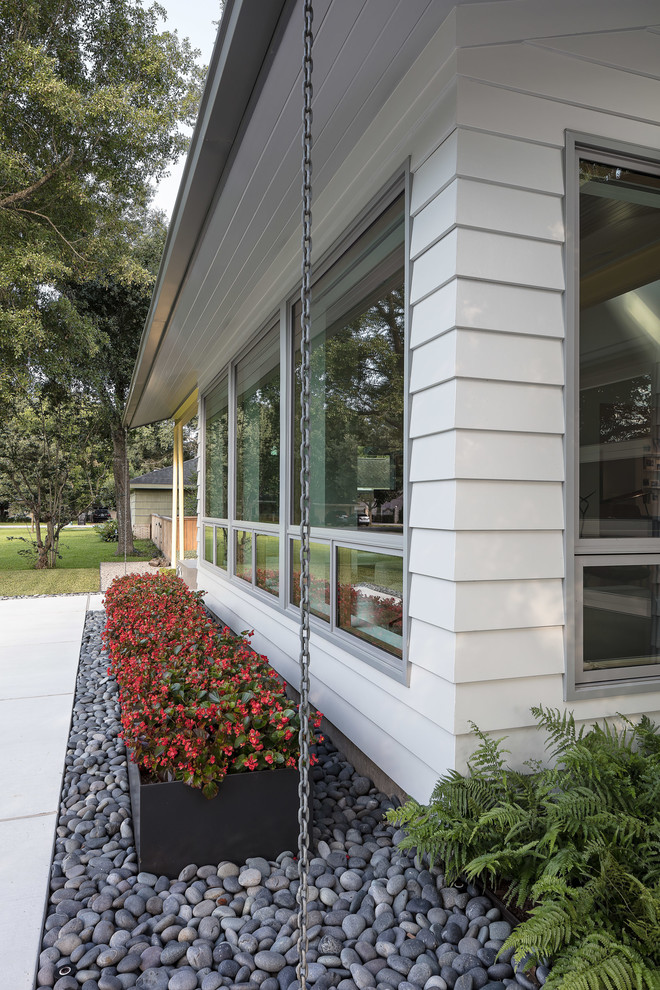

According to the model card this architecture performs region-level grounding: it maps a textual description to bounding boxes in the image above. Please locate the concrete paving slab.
[0,694,73,819]
[0,641,80,698]
[0,595,90,989]
[0,813,56,990]
[0,611,85,648]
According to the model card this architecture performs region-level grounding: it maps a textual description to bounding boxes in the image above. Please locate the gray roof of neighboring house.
[130,457,198,488]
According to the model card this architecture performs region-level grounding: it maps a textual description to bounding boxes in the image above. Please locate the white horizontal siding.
[455,626,565,682]
[410,329,563,389]
[410,431,563,482]
[410,480,564,531]
[457,74,660,149]
[410,379,564,434]
[410,529,564,581]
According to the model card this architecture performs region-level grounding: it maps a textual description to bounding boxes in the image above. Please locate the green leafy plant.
[96,520,118,542]
[387,708,660,990]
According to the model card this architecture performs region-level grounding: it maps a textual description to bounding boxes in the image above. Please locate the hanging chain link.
[296,2,313,988]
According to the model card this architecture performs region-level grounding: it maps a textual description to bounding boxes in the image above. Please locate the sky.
[148,0,222,217]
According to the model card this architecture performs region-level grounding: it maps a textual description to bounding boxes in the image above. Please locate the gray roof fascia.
[124,0,293,429]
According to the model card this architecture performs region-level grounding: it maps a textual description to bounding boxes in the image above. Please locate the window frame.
[199,169,410,683]
[566,132,660,697]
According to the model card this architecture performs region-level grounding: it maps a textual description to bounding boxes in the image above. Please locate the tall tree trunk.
[112,423,135,556]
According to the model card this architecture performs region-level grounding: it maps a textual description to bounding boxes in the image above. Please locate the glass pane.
[204,525,214,564]
[236,328,280,523]
[579,159,660,538]
[205,378,228,518]
[235,530,252,583]
[584,564,660,670]
[293,195,405,532]
[291,539,331,622]
[336,547,403,657]
[256,534,279,597]
[215,526,228,570]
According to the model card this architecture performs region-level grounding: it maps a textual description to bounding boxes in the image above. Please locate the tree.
[129,419,198,477]
[0,0,205,389]
[61,213,167,556]
[0,384,111,567]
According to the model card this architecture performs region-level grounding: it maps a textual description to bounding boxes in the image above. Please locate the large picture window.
[574,144,660,687]
[293,195,405,532]
[201,184,407,674]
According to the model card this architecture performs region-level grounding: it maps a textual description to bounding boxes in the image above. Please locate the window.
[204,378,228,519]
[572,142,660,688]
[200,183,406,674]
[236,327,280,524]
[292,195,405,532]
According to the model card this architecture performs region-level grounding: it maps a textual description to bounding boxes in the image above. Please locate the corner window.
[574,146,660,686]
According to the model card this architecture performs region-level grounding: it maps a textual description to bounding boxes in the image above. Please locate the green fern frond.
[465,720,510,777]
[532,704,584,757]
[543,933,660,990]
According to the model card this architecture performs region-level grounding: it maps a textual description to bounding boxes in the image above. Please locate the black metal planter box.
[127,757,301,877]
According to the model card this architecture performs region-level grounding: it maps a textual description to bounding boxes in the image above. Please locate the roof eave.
[124,0,293,429]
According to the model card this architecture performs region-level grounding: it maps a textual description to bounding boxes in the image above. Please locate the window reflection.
[204,525,214,564]
[235,530,252,583]
[584,564,660,671]
[291,539,331,622]
[579,160,660,539]
[205,379,228,519]
[293,195,405,532]
[256,534,279,597]
[336,547,403,658]
[236,328,280,524]
[215,527,228,570]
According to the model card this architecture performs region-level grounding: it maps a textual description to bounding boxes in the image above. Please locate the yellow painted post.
[170,426,178,567]
[177,422,184,564]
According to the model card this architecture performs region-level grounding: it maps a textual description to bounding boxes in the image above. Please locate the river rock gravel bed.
[36,611,539,990]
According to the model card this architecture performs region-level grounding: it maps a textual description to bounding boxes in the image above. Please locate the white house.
[125,0,660,801]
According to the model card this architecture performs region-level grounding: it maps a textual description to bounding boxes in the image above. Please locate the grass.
[0,527,160,596]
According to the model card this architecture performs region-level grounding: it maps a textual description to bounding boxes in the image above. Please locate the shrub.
[387,708,660,990]
[104,572,322,798]
[96,519,118,542]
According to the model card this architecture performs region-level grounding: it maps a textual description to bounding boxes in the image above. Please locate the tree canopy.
[0,0,205,382]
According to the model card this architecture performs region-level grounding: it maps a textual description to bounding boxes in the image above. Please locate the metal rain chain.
[295,1,314,987]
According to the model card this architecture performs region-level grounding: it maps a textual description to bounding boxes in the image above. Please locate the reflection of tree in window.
[205,384,228,519]
[294,283,404,530]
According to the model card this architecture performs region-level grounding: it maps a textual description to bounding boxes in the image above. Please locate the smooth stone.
[239,868,262,888]
[488,922,512,941]
[255,951,287,973]
[187,942,213,969]
[454,976,473,990]
[349,964,376,988]
[167,969,198,990]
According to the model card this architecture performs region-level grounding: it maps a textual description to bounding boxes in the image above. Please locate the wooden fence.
[151,514,197,556]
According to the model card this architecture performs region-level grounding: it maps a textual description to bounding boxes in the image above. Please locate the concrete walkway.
[0,592,104,990]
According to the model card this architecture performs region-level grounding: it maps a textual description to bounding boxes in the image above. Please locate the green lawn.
[0,528,160,596]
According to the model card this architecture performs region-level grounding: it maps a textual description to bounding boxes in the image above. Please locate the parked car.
[356,511,370,527]
[91,507,111,523]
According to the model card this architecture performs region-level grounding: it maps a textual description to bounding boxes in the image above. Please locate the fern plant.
[387,708,660,990]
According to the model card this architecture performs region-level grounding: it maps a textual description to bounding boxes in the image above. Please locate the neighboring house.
[125,0,660,801]
[130,459,198,539]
